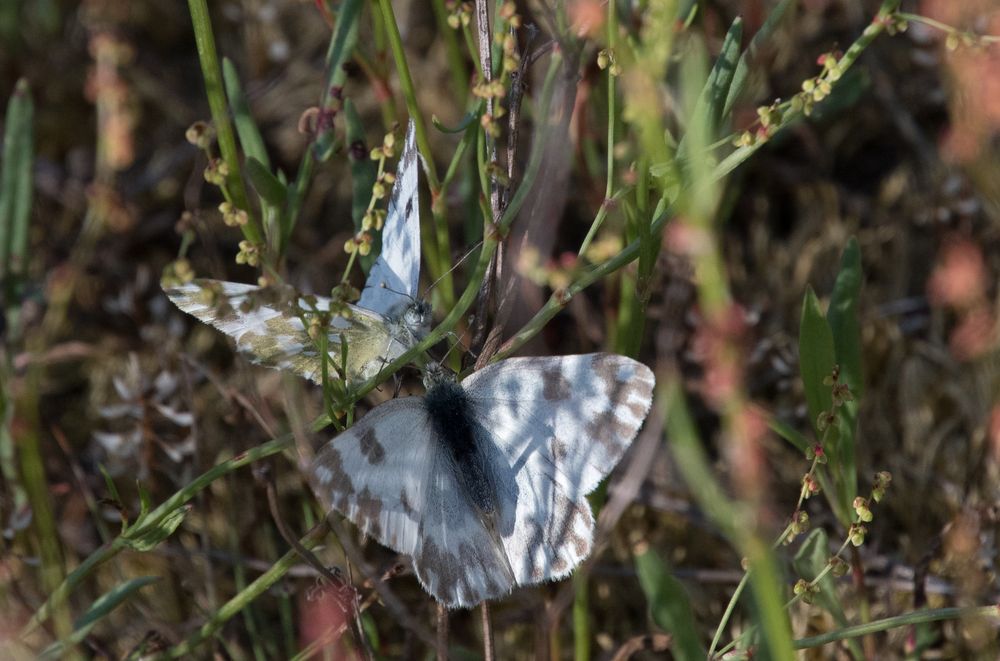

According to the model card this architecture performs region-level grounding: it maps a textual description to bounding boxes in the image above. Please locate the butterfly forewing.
[358,119,421,318]
[461,353,655,585]
[164,279,402,384]
[309,397,516,608]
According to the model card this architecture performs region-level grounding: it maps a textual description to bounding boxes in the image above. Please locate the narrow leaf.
[798,287,835,436]
[137,481,152,521]
[246,156,287,209]
[635,547,705,661]
[124,505,189,552]
[702,17,744,136]
[723,0,797,118]
[98,464,120,504]
[828,237,863,399]
[344,100,377,272]
[827,238,862,511]
[793,530,864,660]
[0,78,34,279]
[39,576,159,659]
[674,18,742,172]
[312,0,362,162]
[223,58,270,170]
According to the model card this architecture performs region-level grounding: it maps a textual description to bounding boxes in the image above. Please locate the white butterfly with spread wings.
[309,353,655,608]
[164,120,430,385]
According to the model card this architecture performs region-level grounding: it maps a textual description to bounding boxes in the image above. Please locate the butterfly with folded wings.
[164,120,430,386]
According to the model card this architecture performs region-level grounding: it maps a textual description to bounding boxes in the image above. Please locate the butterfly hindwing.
[311,398,433,554]
[411,449,517,607]
[309,397,516,607]
[358,119,421,318]
[461,353,655,585]
[164,279,402,384]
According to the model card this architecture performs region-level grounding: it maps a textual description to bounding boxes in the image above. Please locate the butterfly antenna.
[437,326,472,364]
[422,239,485,299]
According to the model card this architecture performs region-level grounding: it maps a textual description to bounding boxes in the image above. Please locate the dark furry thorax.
[423,380,494,514]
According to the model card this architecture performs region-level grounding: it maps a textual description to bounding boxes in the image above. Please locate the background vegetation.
[3,0,1000,658]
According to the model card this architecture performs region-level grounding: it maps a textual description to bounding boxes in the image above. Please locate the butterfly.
[308,352,656,608]
[164,120,430,385]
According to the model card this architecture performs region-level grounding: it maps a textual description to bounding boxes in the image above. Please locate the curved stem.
[793,606,1000,650]
[20,435,293,637]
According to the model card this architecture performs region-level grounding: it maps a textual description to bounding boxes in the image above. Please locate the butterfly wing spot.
[399,488,417,518]
[312,445,355,512]
[416,536,512,608]
[584,353,655,456]
[542,367,573,401]
[359,427,386,465]
[355,486,385,538]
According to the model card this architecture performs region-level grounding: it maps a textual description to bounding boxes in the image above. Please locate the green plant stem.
[374,0,454,308]
[495,52,563,234]
[21,538,124,638]
[572,571,590,661]
[162,526,328,658]
[374,0,438,183]
[431,0,470,99]
[187,0,263,247]
[793,606,1000,650]
[897,12,1000,42]
[346,228,498,404]
[495,196,668,362]
[20,435,293,638]
[708,573,749,657]
[714,0,901,181]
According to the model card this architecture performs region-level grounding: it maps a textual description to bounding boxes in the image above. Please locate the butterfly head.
[421,361,457,390]
[404,298,433,339]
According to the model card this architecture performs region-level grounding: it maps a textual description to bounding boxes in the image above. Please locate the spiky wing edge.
[309,396,515,609]
[358,119,421,318]
[461,353,655,587]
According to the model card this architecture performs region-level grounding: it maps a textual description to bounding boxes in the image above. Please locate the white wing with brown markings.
[307,352,655,608]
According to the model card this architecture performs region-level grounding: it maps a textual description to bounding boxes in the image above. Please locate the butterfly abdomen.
[423,381,497,516]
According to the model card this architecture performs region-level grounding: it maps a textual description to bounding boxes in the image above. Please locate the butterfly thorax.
[423,380,497,517]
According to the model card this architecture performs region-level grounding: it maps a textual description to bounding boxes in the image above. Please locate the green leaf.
[137,481,152,522]
[792,529,845,622]
[344,100,377,273]
[39,576,159,659]
[98,464,120,503]
[828,237,863,399]
[635,547,705,661]
[702,17,744,137]
[768,411,810,453]
[246,156,287,209]
[312,0,362,162]
[828,238,862,509]
[798,287,835,436]
[431,111,478,134]
[223,57,270,170]
[0,78,34,280]
[124,505,189,552]
[723,0,797,118]
[792,530,864,660]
